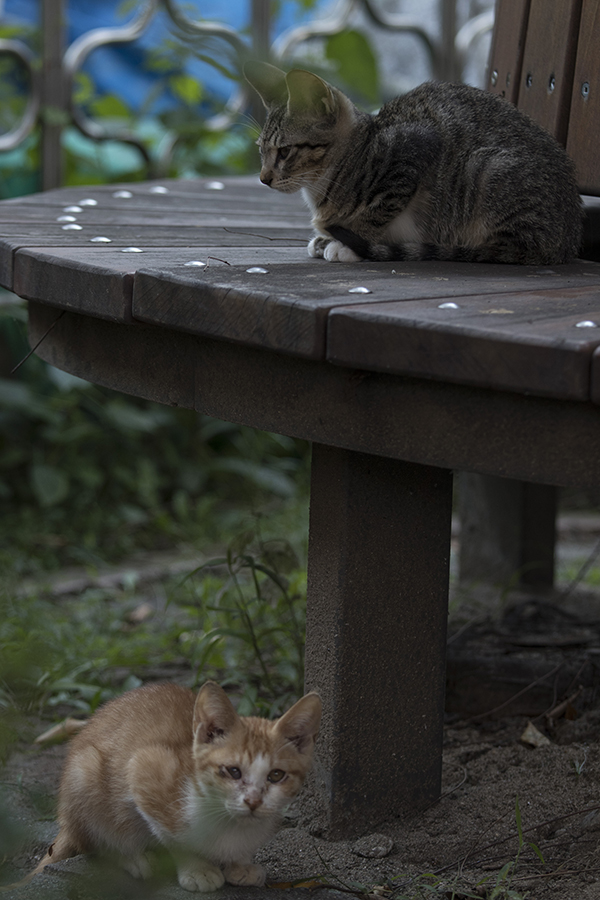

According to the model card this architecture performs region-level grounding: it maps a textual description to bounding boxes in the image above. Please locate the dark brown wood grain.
[487,0,531,102]
[516,0,583,143]
[28,303,600,489]
[566,0,600,194]
[131,260,600,361]
[14,248,134,322]
[326,286,600,400]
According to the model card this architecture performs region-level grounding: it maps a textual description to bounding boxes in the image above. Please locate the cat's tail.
[0,831,80,892]
[327,224,571,265]
[327,225,488,263]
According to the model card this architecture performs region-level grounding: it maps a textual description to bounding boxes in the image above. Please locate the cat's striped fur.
[244,62,583,265]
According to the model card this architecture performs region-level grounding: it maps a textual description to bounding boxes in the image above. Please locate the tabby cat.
[23,682,321,892]
[244,61,583,265]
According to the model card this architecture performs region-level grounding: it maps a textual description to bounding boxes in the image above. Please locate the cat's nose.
[244,795,262,811]
[260,171,273,187]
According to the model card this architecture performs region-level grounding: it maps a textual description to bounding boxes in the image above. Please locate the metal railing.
[0,0,494,190]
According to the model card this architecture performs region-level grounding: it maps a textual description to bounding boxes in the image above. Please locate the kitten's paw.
[224,862,266,887]
[121,854,152,880]
[177,862,225,893]
[323,240,362,263]
[307,236,328,258]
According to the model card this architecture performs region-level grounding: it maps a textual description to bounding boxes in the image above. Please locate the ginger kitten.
[27,682,321,892]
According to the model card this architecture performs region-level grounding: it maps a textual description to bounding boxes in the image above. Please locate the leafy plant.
[174,535,306,716]
[0,303,309,574]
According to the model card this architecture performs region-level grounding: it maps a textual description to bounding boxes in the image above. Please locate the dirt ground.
[3,520,600,899]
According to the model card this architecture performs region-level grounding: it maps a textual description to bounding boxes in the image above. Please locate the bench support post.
[458,474,557,588]
[305,444,453,837]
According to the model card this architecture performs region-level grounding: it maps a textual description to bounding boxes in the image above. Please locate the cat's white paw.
[121,853,152,880]
[307,236,324,258]
[177,861,225,893]
[224,862,266,886]
[323,240,362,263]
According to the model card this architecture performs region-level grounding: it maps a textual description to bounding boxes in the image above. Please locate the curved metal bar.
[160,0,248,58]
[0,38,40,151]
[454,9,494,80]
[360,0,441,78]
[63,0,158,76]
[159,0,252,132]
[63,0,158,171]
[272,0,356,60]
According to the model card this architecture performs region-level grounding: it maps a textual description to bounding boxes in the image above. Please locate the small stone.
[246,267,268,274]
[438,302,459,309]
[149,185,169,194]
[61,223,82,231]
[206,181,225,190]
[184,261,207,267]
[112,190,133,198]
[121,247,143,253]
[348,286,371,294]
[90,236,112,243]
[79,198,98,206]
[352,834,394,859]
[63,205,82,213]
[576,320,598,328]
[57,215,76,222]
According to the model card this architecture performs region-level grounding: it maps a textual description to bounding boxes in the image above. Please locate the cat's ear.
[244,61,289,109]
[285,70,337,118]
[193,682,240,744]
[274,692,322,754]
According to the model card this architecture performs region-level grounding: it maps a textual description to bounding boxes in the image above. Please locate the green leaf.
[325,30,380,105]
[528,841,545,864]
[515,795,524,848]
[90,94,131,119]
[169,74,203,106]
[30,464,69,507]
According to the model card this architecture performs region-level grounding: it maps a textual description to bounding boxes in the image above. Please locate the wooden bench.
[1,0,600,838]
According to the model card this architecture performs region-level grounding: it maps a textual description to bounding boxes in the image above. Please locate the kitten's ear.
[193,682,240,744]
[275,692,322,754]
[244,61,289,109]
[285,70,337,118]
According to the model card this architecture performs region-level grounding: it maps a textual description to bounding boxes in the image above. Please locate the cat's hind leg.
[224,861,266,886]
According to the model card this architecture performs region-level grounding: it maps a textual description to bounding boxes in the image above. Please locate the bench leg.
[305,444,453,837]
[458,474,557,588]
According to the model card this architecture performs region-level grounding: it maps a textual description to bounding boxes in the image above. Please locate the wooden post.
[305,445,453,837]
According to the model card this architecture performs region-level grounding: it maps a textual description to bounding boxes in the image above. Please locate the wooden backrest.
[487,0,600,195]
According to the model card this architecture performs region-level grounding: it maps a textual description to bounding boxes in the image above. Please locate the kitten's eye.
[277,147,291,161]
[268,769,285,783]
[227,766,242,780]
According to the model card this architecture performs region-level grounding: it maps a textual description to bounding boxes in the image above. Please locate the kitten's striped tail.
[327,225,502,264]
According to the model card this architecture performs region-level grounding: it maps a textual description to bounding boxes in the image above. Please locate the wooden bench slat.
[487,0,531,102]
[516,0,583,144]
[566,0,600,194]
[326,286,600,400]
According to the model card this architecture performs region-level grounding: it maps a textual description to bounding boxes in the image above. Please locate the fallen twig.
[10,310,66,375]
